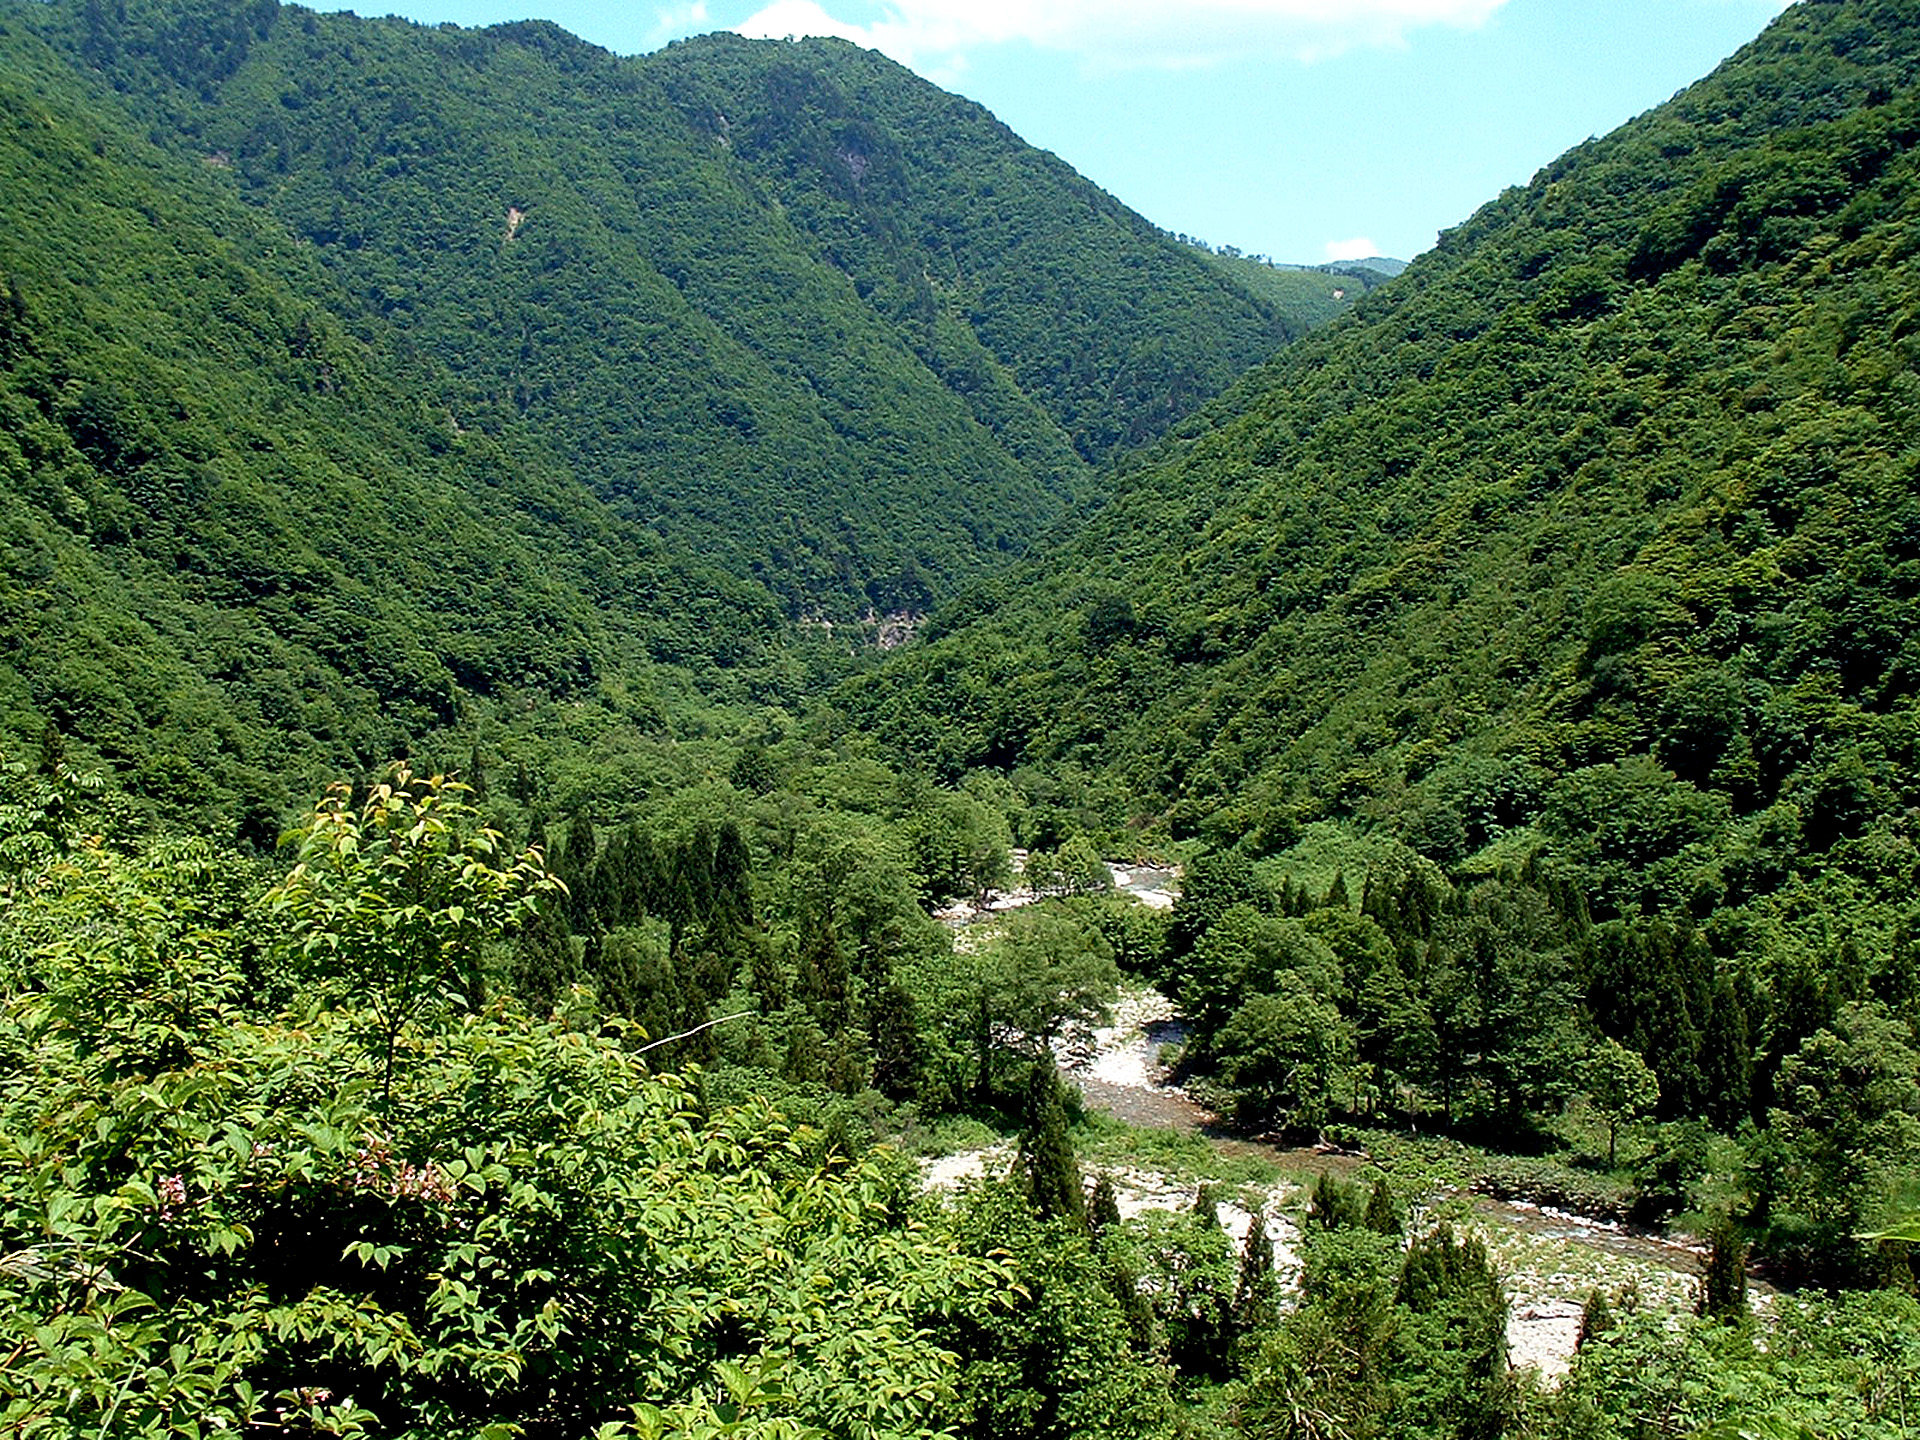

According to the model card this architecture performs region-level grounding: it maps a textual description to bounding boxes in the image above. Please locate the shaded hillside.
[0,19,781,830]
[857,0,1920,937]
[17,0,1336,614]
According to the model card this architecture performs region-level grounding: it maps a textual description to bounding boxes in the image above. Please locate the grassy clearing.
[1076,1111,1283,1187]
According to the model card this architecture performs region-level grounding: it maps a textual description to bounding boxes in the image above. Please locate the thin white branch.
[634,1009,754,1054]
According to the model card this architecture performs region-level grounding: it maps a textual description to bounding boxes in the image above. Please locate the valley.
[1,0,1917,1436]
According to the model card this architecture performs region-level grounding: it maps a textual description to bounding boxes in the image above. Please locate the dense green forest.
[5,754,1916,1437]
[853,0,1920,1269]
[3,0,1920,1435]
[0,0,1363,830]
[11,0,1356,613]
[0,7,793,833]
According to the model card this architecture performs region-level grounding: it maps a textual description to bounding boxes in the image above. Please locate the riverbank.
[1050,983,1736,1380]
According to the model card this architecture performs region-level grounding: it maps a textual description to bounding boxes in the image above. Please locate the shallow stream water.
[1052,982,1768,1378]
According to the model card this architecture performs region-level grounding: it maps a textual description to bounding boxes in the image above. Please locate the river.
[930,865,1737,1378]
[1056,984,1744,1379]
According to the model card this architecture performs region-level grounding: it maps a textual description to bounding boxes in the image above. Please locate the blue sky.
[317,0,1793,263]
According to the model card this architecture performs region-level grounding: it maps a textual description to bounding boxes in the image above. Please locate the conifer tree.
[37,719,64,777]
[712,819,755,932]
[1393,1225,1516,1439]
[511,903,577,1015]
[590,923,640,1021]
[658,838,690,934]
[1399,870,1441,941]
[1193,1182,1223,1227]
[595,827,632,927]
[797,919,850,1031]
[1018,1062,1084,1226]
[1088,1173,1122,1245]
[1363,1174,1400,1236]
[783,1018,825,1085]
[1396,1225,1503,1318]
[867,981,921,1099]
[689,823,719,914]
[1189,1201,1238,1378]
[681,939,735,1018]
[558,813,599,932]
[823,1028,870,1094]
[1325,870,1351,911]
[1698,975,1753,1130]
[1107,1260,1159,1354]
[1696,1214,1748,1323]
[606,822,665,924]
[1372,873,1403,938]
[748,931,790,1013]
[1307,1171,1361,1231]
[1233,1211,1281,1341]
[1576,1288,1614,1350]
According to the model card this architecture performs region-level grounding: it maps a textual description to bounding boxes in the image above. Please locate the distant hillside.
[855,0,1920,935]
[12,1,1334,617]
[1326,256,1406,277]
[644,34,1333,464]
[1184,248,1383,330]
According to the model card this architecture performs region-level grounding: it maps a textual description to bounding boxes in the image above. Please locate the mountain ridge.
[12,0,1356,616]
[0,0,1361,822]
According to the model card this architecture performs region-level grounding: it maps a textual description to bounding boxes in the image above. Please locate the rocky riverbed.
[927,974,1729,1382]
[1067,985,1731,1379]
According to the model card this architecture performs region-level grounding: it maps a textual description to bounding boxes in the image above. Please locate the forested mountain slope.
[0,20,782,831]
[13,0,1344,615]
[642,34,1355,463]
[6,4,1920,1434]
[1187,246,1395,331]
[858,0,1920,960]
[0,0,1360,828]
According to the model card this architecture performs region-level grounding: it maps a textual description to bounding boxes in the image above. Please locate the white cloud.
[1323,235,1380,260]
[736,0,875,46]
[733,0,1511,70]
[646,1,711,46]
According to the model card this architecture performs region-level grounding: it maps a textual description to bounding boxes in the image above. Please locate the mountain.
[5,4,1920,1430]
[1188,248,1391,329]
[11,0,1344,618]
[0,14,789,829]
[849,3,1920,1257]
[642,33,1337,466]
[854,0,1920,936]
[0,0,1360,823]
